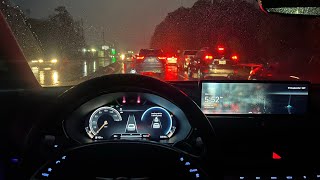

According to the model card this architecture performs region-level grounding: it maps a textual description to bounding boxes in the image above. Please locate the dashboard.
[2,78,320,180]
[63,81,310,146]
[64,92,191,144]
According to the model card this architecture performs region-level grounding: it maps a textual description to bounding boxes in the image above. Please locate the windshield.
[1,0,319,86]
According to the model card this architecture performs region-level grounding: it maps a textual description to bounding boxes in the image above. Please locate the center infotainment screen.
[201,82,308,114]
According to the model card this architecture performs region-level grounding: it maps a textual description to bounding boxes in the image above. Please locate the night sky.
[12,0,198,52]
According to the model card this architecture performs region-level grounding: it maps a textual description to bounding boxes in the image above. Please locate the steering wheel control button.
[239,177,249,180]
[270,176,278,179]
[9,157,20,164]
[195,173,200,178]
[41,173,49,177]
[61,155,66,160]
[285,176,293,179]
[189,169,198,173]
[178,156,205,179]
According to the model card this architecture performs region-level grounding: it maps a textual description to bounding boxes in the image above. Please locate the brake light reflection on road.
[234,69,238,74]
[164,66,178,81]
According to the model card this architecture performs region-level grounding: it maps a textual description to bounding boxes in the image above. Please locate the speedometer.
[86,106,122,139]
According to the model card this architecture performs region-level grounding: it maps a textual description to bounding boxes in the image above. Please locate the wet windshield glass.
[1,0,319,86]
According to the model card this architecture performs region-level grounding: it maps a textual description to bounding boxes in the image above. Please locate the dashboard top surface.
[0,80,319,180]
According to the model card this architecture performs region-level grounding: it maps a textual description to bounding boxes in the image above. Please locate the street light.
[91,48,97,52]
[51,59,58,63]
[120,54,125,60]
[102,46,109,50]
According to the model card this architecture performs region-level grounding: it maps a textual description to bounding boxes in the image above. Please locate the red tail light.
[205,55,213,60]
[158,57,166,60]
[217,46,225,55]
[231,55,238,60]
[136,56,144,60]
[218,47,224,51]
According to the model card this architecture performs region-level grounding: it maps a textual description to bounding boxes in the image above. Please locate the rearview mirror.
[258,0,320,16]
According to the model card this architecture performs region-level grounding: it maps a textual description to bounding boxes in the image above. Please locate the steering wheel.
[27,74,221,180]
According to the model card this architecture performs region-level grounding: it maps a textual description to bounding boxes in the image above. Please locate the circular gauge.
[141,107,174,138]
[88,106,122,137]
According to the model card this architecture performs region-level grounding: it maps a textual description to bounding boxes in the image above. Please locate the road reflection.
[32,67,59,86]
[29,58,111,86]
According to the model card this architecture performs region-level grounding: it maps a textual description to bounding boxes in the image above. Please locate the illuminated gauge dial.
[86,106,122,139]
[141,107,176,139]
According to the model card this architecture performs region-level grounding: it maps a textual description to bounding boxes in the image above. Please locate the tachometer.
[86,106,122,139]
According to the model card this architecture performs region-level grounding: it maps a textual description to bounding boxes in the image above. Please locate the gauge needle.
[96,121,108,135]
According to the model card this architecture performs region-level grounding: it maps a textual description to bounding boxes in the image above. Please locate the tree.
[150,0,319,64]
[0,0,42,60]
[28,6,86,60]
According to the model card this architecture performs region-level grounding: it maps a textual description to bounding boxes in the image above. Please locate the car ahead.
[134,49,166,76]
[188,46,239,79]
[177,50,198,70]
[126,124,136,132]
[28,57,60,70]
[119,53,134,62]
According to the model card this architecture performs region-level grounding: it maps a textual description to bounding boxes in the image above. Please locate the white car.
[127,124,136,132]
[152,117,161,129]
[152,123,161,129]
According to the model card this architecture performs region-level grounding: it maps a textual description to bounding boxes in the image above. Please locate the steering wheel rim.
[28,74,221,179]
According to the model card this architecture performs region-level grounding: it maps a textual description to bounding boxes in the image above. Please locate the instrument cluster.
[64,92,191,144]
